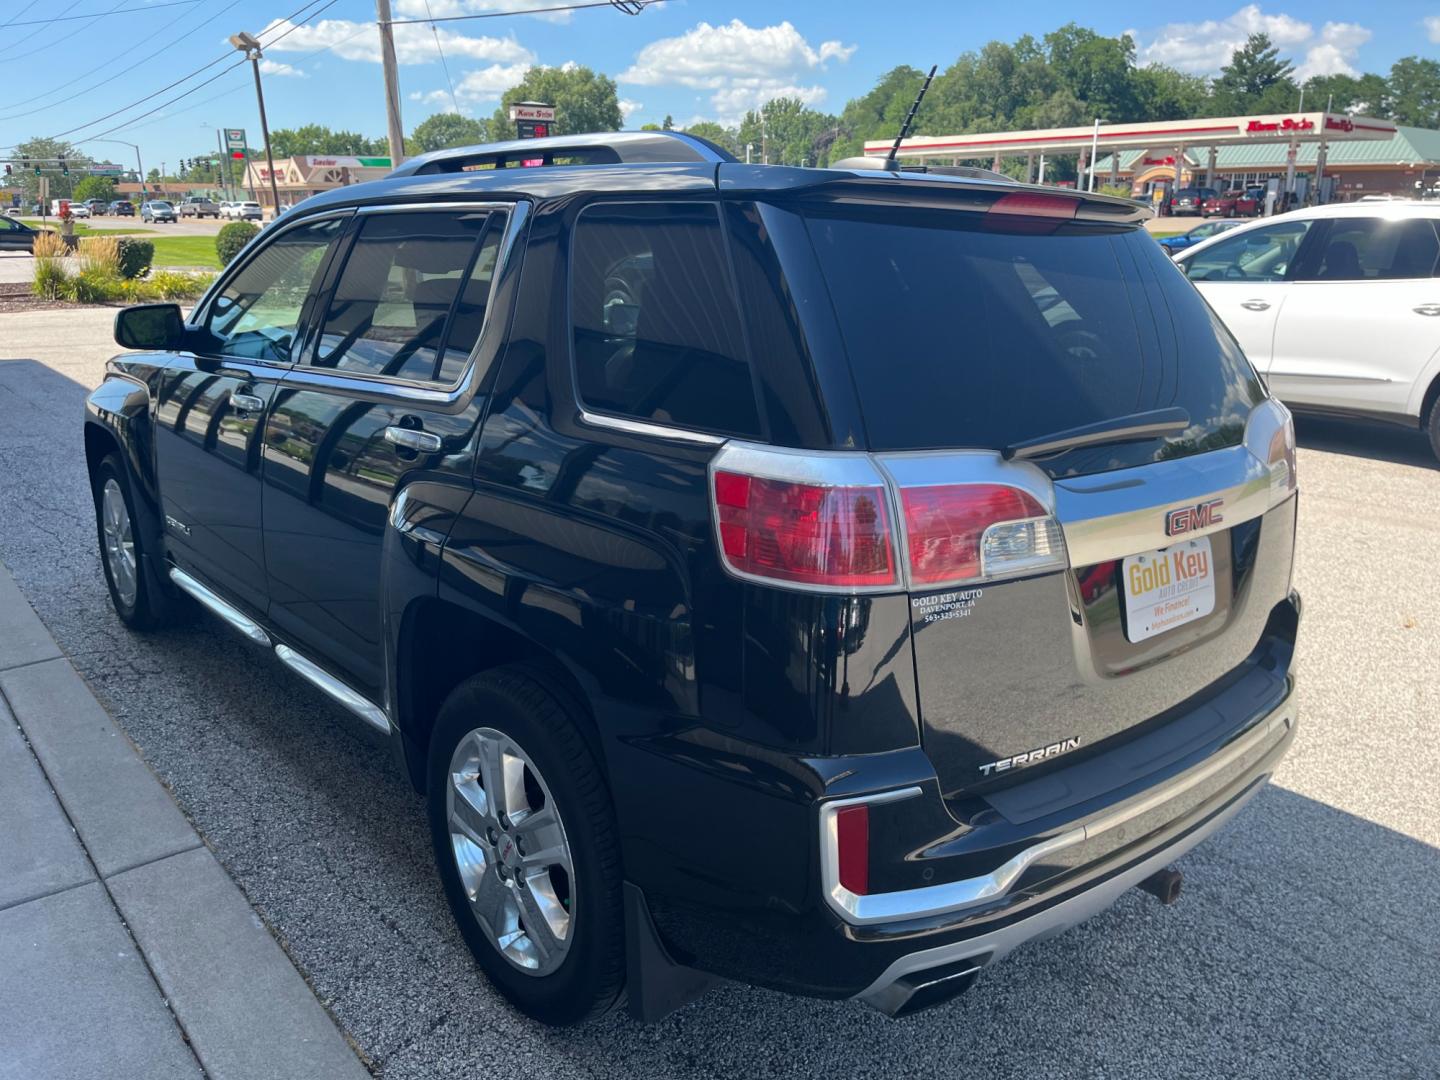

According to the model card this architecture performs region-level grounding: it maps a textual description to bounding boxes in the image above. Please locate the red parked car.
[1202,188,1261,217]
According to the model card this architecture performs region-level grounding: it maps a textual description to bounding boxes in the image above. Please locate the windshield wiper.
[1003,407,1191,461]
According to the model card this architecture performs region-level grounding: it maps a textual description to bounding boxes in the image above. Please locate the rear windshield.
[803,206,1265,473]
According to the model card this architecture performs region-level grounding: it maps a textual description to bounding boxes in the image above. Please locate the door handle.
[1413,304,1440,317]
[229,390,264,413]
[1240,299,1270,312]
[384,425,442,453]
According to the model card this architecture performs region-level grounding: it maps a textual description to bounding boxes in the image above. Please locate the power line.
[1,0,201,29]
[44,0,339,143]
[69,0,344,145]
[383,0,670,24]
[0,0,87,60]
[0,0,45,29]
[422,0,461,115]
[0,0,248,121]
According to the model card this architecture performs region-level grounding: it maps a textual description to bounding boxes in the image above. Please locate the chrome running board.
[274,644,391,735]
[169,567,270,646]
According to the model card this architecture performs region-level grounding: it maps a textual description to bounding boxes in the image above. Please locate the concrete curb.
[0,558,371,1080]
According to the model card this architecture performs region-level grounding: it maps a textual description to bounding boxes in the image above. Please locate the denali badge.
[979,736,1080,776]
[1165,498,1223,537]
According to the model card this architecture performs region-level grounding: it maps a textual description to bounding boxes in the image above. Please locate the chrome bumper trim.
[168,567,270,646]
[853,775,1268,1009]
[821,687,1296,926]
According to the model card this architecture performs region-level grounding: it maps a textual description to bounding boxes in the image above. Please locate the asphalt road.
[2,308,1437,1079]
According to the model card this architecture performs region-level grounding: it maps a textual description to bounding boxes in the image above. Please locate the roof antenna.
[884,65,937,171]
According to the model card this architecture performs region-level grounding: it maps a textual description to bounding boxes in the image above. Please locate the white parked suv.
[1175,201,1440,459]
[221,200,263,221]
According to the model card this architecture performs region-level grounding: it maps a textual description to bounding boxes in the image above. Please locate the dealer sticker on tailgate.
[1121,536,1215,644]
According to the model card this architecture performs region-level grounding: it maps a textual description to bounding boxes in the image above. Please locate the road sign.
[509,103,555,122]
[87,163,124,175]
[515,120,550,139]
[38,176,49,201]
[225,128,247,151]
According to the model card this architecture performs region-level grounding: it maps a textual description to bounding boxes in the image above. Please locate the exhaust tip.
[867,959,983,1018]
[1138,866,1183,905]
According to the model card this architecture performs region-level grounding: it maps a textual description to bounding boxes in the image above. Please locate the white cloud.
[1294,21,1371,80]
[1424,15,1440,44]
[260,17,533,66]
[394,0,573,25]
[1132,5,1314,73]
[258,59,307,78]
[620,19,855,124]
[410,61,534,107]
[619,98,644,123]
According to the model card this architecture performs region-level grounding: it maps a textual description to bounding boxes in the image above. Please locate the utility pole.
[375,0,406,167]
[230,32,282,216]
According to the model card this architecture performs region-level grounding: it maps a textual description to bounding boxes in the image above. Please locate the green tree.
[1384,57,1440,128]
[828,64,926,159]
[12,137,85,203]
[681,121,739,157]
[71,176,116,203]
[737,98,841,167]
[1212,33,1298,113]
[268,125,387,158]
[1043,23,1139,121]
[1133,64,1211,119]
[485,65,622,140]
[410,112,486,153]
[662,114,674,131]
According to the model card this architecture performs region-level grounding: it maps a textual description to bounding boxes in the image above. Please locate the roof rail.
[388,130,736,177]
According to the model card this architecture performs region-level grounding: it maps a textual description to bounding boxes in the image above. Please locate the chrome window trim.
[820,691,1294,926]
[269,200,530,407]
[577,408,726,446]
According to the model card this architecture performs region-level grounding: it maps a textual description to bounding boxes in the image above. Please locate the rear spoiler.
[717,163,1153,227]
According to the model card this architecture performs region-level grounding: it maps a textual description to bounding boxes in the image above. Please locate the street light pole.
[81,137,146,199]
[231,31,282,218]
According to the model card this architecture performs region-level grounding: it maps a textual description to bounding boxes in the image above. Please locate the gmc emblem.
[1166,499,1224,536]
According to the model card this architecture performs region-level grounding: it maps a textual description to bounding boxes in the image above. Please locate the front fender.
[1404,342,1440,421]
[85,366,161,523]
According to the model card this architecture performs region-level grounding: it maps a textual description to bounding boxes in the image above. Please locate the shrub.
[148,270,214,300]
[216,221,260,266]
[64,267,120,304]
[115,237,154,279]
[78,235,122,276]
[32,257,70,300]
[31,231,66,259]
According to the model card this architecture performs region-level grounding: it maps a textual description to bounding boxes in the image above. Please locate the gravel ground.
[2,307,1437,1079]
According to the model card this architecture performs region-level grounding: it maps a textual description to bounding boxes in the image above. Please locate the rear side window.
[569,202,761,438]
[803,206,1264,468]
[309,209,499,385]
[1183,219,1313,283]
[1299,217,1440,281]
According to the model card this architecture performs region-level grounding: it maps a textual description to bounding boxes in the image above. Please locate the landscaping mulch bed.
[0,282,123,314]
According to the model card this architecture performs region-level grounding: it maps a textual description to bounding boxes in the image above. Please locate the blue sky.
[3,0,1438,167]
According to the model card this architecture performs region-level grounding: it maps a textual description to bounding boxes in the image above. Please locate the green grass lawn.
[19,218,150,236]
[148,234,220,269]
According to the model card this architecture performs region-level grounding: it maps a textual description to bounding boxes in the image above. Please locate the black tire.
[1425,396,1440,464]
[427,666,625,1025]
[92,453,178,631]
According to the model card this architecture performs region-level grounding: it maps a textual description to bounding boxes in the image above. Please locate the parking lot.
[1,307,1437,1078]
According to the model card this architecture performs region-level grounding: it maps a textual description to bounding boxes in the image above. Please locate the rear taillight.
[713,470,897,589]
[901,484,1065,587]
[1267,413,1297,497]
[710,445,1066,594]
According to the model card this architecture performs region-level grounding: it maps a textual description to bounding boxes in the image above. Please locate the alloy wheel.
[101,478,138,608]
[446,727,575,976]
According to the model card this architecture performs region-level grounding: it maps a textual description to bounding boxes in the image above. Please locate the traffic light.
[3,164,10,177]
[59,158,68,175]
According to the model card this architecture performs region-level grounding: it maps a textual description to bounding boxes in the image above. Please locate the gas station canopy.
[864,112,1398,163]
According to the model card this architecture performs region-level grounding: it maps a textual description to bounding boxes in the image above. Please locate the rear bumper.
[853,679,1295,1012]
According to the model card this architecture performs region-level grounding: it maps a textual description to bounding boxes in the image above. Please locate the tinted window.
[804,207,1264,469]
[1300,217,1440,281]
[570,202,761,438]
[203,217,343,363]
[308,210,498,384]
[1183,219,1313,282]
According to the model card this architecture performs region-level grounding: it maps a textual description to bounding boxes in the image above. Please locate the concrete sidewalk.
[0,562,370,1080]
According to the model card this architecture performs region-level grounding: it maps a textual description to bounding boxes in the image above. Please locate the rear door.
[802,201,1295,800]
[1268,214,1440,415]
[260,204,510,700]
[153,213,347,613]
[1180,216,1319,373]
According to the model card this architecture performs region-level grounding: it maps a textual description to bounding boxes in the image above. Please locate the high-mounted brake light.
[902,484,1066,587]
[713,470,897,589]
[987,192,1080,220]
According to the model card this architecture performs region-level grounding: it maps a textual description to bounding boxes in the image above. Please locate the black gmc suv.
[84,131,1301,1026]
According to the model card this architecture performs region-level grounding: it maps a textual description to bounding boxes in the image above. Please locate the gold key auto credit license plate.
[1120,535,1216,644]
